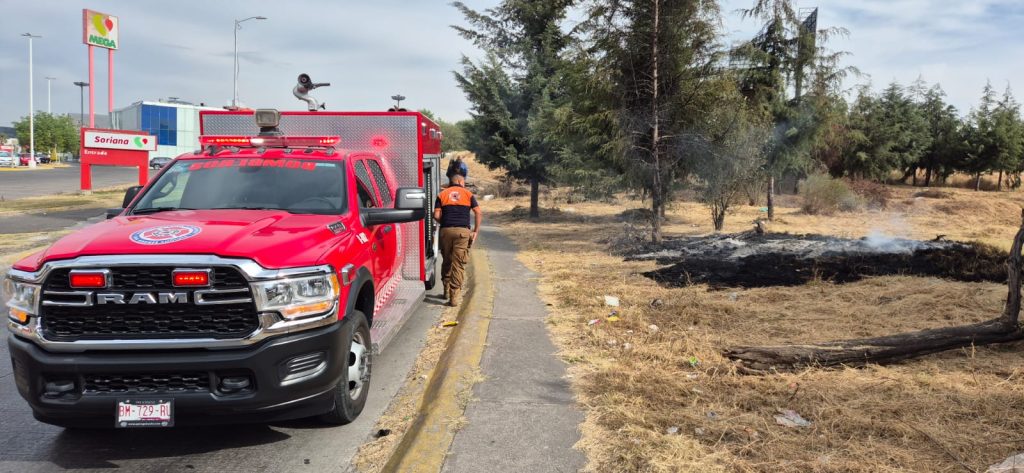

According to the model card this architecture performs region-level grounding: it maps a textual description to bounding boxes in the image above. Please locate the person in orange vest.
[433,172,482,306]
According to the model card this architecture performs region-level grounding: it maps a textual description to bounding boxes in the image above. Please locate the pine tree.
[964,82,1001,190]
[588,0,722,242]
[452,0,572,218]
[733,0,853,219]
[918,84,962,186]
[992,86,1024,190]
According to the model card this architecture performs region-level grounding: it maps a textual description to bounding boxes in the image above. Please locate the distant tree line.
[452,0,1023,239]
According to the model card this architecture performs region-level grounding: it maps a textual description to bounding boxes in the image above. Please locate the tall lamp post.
[74,81,90,127]
[22,33,41,169]
[233,16,267,108]
[45,76,56,114]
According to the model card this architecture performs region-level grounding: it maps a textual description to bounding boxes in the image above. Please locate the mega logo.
[84,10,119,49]
[130,225,202,245]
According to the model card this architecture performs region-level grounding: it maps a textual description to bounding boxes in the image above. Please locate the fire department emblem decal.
[130,225,202,245]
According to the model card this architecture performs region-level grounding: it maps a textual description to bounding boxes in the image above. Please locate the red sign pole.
[108,48,114,118]
[80,128,92,190]
[88,45,95,128]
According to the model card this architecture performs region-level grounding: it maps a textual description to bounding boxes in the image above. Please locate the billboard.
[83,9,119,50]
[84,130,157,151]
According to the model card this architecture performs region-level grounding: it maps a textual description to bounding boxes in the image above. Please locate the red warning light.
[371,136,389,149]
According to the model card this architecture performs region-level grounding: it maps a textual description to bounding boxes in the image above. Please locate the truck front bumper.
[7,321,346,428]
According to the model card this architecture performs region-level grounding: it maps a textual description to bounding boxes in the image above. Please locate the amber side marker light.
[9,309,29,324]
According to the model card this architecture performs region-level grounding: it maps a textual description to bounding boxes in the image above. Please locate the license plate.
[116,399,174,428]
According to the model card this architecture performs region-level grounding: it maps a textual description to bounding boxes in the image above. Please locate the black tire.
[425,268,437,290]
[319,310,371,425]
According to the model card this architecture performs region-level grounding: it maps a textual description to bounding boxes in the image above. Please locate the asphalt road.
[0,214,446,473]
[0,164,142,200]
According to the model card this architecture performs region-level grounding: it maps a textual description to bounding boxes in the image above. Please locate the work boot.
[448,289,460,307]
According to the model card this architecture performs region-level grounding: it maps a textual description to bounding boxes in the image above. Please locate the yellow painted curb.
[382,245,494,473]
[0,164,65,172]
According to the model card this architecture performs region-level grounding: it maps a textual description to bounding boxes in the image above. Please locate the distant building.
[66,114,112,129]
[111,100,221,158]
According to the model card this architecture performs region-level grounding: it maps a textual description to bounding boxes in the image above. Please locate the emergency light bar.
[198,136,341,148]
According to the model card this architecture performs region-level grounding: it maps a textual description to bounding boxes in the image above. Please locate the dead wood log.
[724,210,1024,373]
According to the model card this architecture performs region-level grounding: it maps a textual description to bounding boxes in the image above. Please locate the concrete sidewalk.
[441,227,585,473]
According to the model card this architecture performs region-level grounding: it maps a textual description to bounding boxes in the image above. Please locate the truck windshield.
[133,158,347,215]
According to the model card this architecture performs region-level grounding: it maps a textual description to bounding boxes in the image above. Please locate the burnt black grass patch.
[624,232,1009,289]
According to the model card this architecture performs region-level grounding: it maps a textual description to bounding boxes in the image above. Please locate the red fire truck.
[3,108,443,427]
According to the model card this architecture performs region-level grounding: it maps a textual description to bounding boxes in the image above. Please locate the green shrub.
[801,174,863,215]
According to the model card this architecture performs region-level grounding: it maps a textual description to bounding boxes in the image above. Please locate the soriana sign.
[85,130,156,151]
[80,128,152,190]
[83,9,119,50]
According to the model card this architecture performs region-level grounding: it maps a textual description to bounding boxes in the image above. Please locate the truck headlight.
[252,273,340,320]
[3,276,40,325]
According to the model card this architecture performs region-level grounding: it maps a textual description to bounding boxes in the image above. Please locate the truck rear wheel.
[319,310,371,425]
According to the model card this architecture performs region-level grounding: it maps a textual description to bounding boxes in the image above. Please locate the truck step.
[369,280,425,354]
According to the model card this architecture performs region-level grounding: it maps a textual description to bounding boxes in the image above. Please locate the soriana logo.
[83,9,119,50]
[84,131,157,151]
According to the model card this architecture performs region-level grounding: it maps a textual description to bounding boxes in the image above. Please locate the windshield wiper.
[131,207,196,215]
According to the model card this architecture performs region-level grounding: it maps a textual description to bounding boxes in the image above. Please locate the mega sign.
[82,9,119,50]
[84,130,156,151]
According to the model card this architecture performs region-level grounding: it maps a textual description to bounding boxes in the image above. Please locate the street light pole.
[74,81,89,127]
[22,33,41,169]
[45,76,56,114]
[232,16,267,108]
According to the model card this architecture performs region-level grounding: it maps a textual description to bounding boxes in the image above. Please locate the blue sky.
[0,0,1021,127]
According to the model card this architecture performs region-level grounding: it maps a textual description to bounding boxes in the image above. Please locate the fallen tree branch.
[725,210,1024,373]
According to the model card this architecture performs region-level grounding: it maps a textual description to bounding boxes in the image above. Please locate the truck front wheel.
[320,310,371,425]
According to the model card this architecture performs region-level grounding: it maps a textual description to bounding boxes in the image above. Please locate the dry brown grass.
[0,185,130,217]
[486,187,1024,472]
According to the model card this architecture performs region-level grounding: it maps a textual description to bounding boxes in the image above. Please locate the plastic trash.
[442,321,458,327]
[606,315,621,322]
[604,295,620,307]
[989,452,1024,472]
[665,426,679,435]
[588,318,601,326]
[774,409,811,428]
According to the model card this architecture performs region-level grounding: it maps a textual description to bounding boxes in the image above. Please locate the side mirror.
[122,185,143,208]
[395,187,427,211]
[105,208,122,219]
[362,187,427,226]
